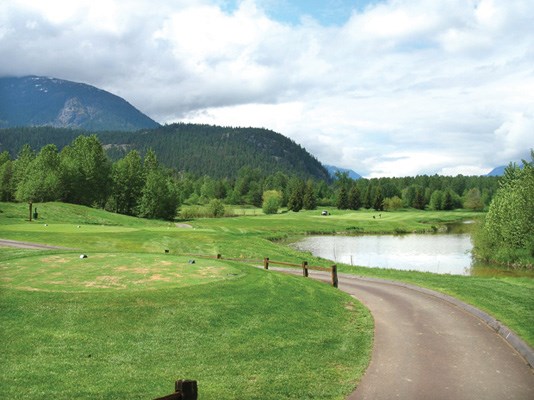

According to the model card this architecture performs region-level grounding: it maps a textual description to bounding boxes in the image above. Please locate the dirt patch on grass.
[175,223,193,228]
[84,276,126,289]
[41,256,70,264]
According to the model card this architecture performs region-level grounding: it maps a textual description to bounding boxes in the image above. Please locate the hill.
[0,124,330,180]
[0,76,160,131]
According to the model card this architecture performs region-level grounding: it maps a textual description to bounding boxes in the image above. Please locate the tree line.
[0,135,503,221]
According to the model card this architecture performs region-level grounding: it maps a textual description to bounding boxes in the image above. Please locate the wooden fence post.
[331,265,338,288]
[176,380,198,400]
[302,261,308,277]
[154,380,198,400]
[264,257,269,270]
[217,253,222,259]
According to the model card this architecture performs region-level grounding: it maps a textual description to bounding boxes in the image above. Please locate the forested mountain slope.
[0,124,330,180]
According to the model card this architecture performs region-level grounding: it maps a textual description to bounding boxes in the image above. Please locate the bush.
[262,190,281,215]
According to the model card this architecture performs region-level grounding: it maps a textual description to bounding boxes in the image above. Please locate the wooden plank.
[268,260,302,267]
[306,265,331,272]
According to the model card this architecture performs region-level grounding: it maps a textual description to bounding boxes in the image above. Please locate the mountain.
[0,76,160,131]
[486,166,506,176]
[324,164,362,180]
[0,124,330,181]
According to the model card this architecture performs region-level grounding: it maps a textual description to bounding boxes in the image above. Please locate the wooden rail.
[177,253,338,288]
[263,257,338,288]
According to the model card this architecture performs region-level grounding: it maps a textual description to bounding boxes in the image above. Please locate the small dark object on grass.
[165,249,169,253]
[80,254,88,259]
[188,260,195,264]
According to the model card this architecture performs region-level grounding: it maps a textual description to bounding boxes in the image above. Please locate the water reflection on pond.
[292,231,533,277]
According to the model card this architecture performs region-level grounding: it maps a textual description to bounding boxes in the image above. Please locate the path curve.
[271,268,534,400]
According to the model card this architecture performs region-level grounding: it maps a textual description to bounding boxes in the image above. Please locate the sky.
[1,0,533,178]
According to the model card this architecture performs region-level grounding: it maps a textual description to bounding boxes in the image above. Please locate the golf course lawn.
[1,202,533,399]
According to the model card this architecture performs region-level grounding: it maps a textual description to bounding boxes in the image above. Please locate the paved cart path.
[0,238,72,250]
[271,268,534,400]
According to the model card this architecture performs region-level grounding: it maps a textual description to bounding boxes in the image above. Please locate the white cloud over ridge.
[1,0,533,177]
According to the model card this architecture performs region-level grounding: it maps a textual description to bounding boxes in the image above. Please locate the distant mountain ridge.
[324,164,362,180]
[0,76,160,131]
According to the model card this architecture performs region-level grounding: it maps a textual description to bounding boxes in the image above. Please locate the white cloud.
[1,0,533,177]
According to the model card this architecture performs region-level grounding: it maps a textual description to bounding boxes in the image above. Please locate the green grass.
[1,202,533,398]
[0,264,372,399]
[0,202,373,399]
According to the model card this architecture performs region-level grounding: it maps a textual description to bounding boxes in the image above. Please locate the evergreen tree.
[372,186,384,211]
[348,185,361,210]
[362,184,373,209]
[303,180,317,210]
[336,186,349,209]
[287,177,304,212]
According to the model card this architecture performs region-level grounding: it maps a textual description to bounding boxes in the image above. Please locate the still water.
[293,234,474,275]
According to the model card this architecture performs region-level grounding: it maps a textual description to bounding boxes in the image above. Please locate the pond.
[292,224,532,277]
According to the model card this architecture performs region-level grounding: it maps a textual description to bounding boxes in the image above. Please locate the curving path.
[273,268,534,400]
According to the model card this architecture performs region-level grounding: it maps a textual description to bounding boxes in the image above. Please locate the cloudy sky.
[1,0,533,177]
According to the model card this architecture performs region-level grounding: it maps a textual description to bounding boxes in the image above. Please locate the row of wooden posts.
[262,257,338,288]
[179,252,338,288]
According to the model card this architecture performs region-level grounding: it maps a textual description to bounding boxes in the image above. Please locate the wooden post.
[263,257,269,270]
[216,253,222,259]
[153,380,198,400]
[175,380,198,400]
[29,201,33,222]
[331,265,338,288]
[302,261,308,277]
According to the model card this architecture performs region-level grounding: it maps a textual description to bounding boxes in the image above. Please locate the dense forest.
[1,133,501,216]
[0,124,330,180]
